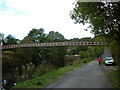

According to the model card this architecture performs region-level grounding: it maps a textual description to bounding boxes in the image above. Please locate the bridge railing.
[0,41,107,49]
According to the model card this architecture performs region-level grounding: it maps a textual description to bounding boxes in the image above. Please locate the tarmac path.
[45,60,112,88]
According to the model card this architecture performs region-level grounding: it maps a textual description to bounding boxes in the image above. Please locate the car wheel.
[105,64,107,66]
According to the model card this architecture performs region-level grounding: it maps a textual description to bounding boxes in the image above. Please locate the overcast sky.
[0,0,94,40]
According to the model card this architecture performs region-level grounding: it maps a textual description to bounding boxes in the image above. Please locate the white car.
[104,57,114,65]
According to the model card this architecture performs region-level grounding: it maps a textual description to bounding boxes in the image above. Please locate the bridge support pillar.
[102,46,112,60]
[0,46,2,89]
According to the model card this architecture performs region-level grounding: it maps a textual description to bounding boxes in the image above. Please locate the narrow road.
[46,60,112,88]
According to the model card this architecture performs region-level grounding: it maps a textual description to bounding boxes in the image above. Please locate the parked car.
[104,57,114,65]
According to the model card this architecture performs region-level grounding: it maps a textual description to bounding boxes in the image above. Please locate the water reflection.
[2,63,36,89]
[2,74,35,89]
[2,79,17,89]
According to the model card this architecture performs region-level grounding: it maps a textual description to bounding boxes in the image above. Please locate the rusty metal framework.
[0,41,107,49]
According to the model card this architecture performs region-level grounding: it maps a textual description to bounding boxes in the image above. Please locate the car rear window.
[105,57,113,60]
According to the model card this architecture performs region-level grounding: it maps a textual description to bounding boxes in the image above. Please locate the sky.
[0,0,94,40]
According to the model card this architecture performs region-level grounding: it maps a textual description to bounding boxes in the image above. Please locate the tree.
[47,31,65,42]
[66,37,91,55]
[21,29,66,68]
[4,35,19,45]
[47,31,66,67]
[21,28,46,43]
[0,33,4,45]
[70,2,120,44]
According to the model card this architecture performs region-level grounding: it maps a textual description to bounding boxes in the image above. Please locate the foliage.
[66,37,91,55]
[64,55,80,66]
[79,51,88,59]
[21,28,46,43]
[88,46,104,58]
[35,64,56,77]
[107,70,119,88]
[70,2,120,44]
[2,51,19,87]
[50,47,66,67]
[3,35,19,45]
[47,31,65,42]
[19,28,66,68]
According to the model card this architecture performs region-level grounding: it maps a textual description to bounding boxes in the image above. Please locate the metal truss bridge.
[0,41,107,49]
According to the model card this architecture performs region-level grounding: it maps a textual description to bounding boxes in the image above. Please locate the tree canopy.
[70,1,120,44]
[47,31,65,42]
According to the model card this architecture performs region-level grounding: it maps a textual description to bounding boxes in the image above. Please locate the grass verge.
[107,69,119,89]
[14,60,91,88]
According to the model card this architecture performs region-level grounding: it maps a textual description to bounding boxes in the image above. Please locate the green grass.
[14,60,89,88]
[101,61,105,64]
[107,69,119,89]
